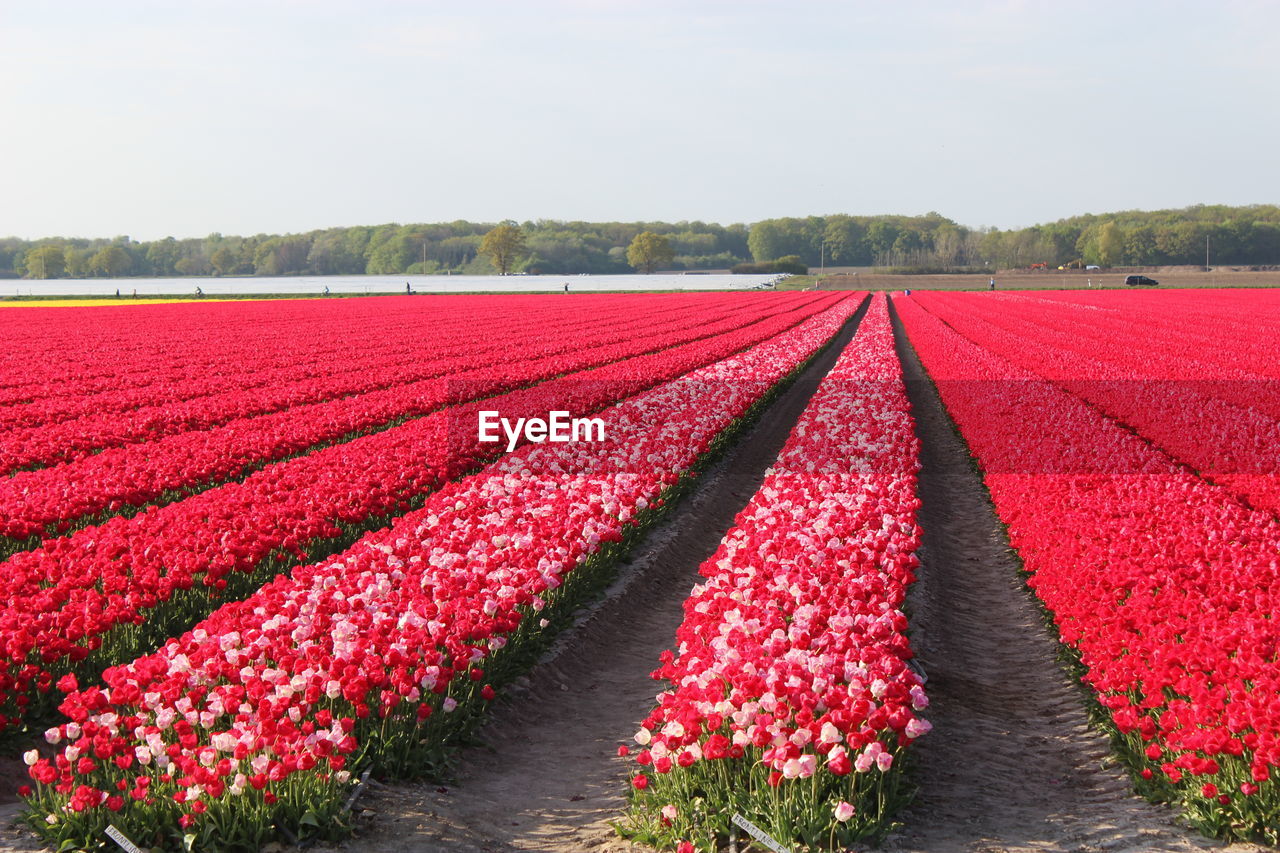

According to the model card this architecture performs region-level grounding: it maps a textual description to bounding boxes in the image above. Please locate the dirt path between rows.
[882,298,1262,853]
[304,298,873,852]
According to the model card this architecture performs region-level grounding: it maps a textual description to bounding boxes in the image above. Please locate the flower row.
[21,297,862,852]
[907,290,1280,516]
[897,293,1280,843]
[0,294,785,473]
[0,295,714,413]
[0,294,809,542]
[0,294,844,732]
[622,294,928,851]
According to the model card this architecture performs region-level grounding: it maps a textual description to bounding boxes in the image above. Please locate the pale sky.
[2,0,1277,241]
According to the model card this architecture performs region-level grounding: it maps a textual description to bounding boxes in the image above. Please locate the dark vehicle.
[1124,275,1159,286]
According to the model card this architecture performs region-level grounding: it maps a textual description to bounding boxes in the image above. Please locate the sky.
[2,0,1278,241]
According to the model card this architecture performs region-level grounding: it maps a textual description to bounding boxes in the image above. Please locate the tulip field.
[621,296,929,850]
[6,287,1280,851]
[899,289,1280,844]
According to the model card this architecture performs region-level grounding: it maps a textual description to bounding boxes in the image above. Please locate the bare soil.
[814,267,1280,291]
[882,298,1263,853]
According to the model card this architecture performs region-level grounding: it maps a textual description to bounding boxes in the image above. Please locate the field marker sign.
[731,813,791,853]
[105,824,145,853]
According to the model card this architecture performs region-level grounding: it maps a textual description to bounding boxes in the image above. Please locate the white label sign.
[731,813,791,853]
[106,825,146,853]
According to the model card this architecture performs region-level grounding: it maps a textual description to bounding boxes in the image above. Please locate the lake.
[0,274,786,297]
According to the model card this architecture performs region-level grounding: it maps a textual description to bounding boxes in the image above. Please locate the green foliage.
[145,237,183,276]
[6,205,1280,281]
[64,247,93,278]
[626,231,675,274]
[731,256,807,275]
[252,236,311,276]
[208,247,236,276]
[174,255,212,276]
[1077,221,1125,267]
[23,245,67,279]
[88,246,133,277]
[479,221,527,275]
[365,233,417,275]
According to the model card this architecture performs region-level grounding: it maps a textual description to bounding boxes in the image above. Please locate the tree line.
[4,205,1279,279]
[748,205,1280,270]
[0,221,743,280]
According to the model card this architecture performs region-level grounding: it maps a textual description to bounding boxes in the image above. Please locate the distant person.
[564,282,569,293]
[904,288,912,296]
[115,288,120,298]
[195,286,203,297]
[324,285,330,296]
[988,277,996,291]
[406,281,411,294]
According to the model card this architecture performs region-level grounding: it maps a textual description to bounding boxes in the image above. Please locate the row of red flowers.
[0,294,808,542]
[906,290,1280,517]
[0,298,403,410]
[0,294,789,475]
[21,297,862,852]
[0,293,845,733]
[0,295,701,425]
[622,294,929,851]
[0,296,525,468]
[897,293,1280,843]
[1032,287,1280,383]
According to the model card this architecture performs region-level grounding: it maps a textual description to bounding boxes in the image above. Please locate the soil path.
[882,298,1261,853]
[308,297,872,852]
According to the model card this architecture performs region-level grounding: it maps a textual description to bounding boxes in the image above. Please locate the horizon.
[4,1,1278,241]
[4,200,1276,246]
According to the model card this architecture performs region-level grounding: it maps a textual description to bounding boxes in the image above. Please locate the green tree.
[145,237,183,277]
[1095,222,1124,267]
[479,222,527,275]
[307,229,366,275]
[823,216,867,265]
[626,231,675,274]
[435,235,481,269]
[175,255,212,276]
[64,247,93,278]
[253,236,311,276]
[24,245,66,279]
[88,246,133,277]
[1123,225,1158,265]
[866,221,902,260]
[365,233,414,275]
[210,247,237,276]
[747,220,786,262]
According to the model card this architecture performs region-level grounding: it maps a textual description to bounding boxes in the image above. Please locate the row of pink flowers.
[623,294,929,851]
[898,292,1280,843]
[22,297,862,851]
[0,294,810,540]
[0,293,845,732]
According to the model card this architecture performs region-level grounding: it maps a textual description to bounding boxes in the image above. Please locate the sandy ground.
[815,267,1280,291]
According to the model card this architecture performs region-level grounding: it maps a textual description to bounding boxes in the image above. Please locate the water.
[0,274,787,297]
